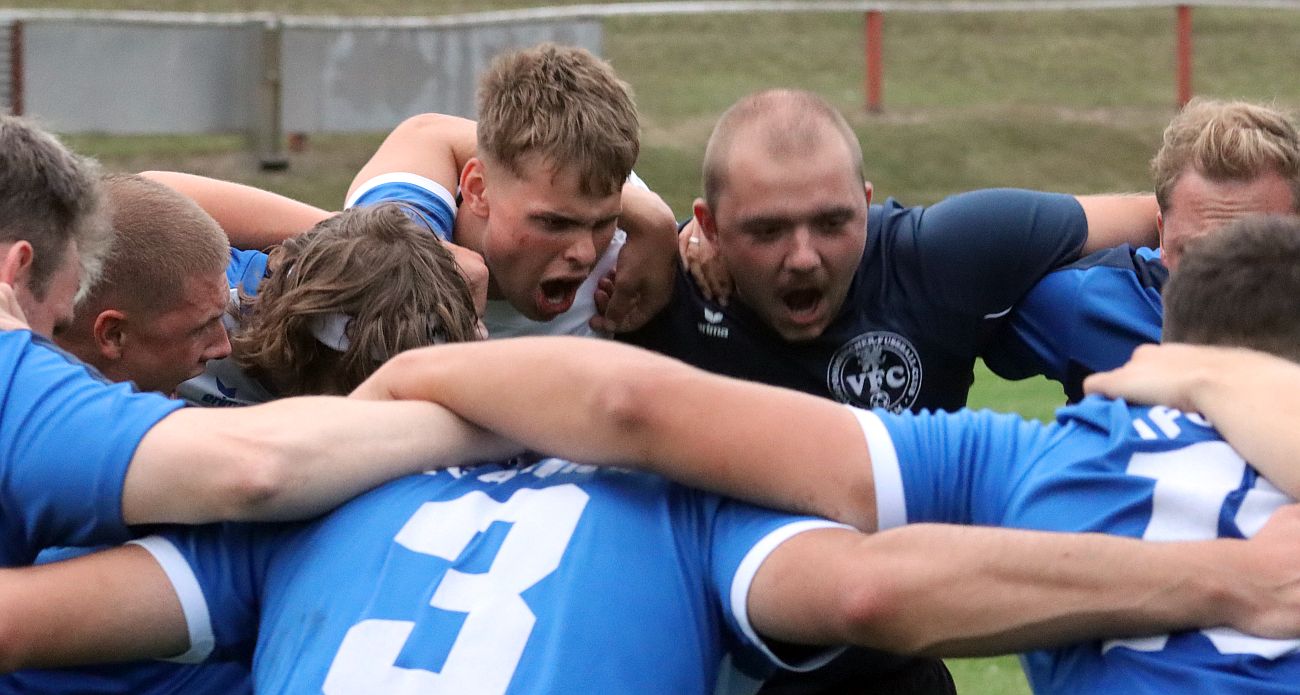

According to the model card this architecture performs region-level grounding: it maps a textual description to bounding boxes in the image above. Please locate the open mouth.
[781,288,823,324]
[535,278,583,318]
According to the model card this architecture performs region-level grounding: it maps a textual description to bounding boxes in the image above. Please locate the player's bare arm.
[1085,343,1300,497]
[347,113,475,203]
[591,181,679,333]
[140,171,332,251]
[749,512,1300,657]
[355,337,879,529]
[1076,193,1160,254]
[0,545,187,672]
[121,398,516,525]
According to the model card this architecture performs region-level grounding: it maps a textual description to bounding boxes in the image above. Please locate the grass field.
[31,2,1300,692]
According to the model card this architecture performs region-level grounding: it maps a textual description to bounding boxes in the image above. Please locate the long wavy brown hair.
[232,202,479,396]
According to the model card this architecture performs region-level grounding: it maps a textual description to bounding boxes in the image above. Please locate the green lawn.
[39,2,1300,692]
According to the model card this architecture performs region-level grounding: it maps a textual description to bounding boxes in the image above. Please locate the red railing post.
[1176,4,1193,107]
[865,10,883,113]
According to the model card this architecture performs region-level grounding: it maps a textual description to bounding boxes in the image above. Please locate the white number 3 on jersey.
[323,485,590,694]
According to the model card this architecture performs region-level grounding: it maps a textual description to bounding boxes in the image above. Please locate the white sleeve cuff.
[847,407,907,531]
[128,536,216,664]
[730,520,853,672]
[345,172,457,213]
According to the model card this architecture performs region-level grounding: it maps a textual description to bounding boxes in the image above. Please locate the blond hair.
[1152,98,1300,213]
[232,203,480,397]
[77,173,229,316]
[477,43,639,196]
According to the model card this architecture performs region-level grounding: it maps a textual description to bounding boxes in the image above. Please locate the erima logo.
[697,306,729,338]
[214,376,238,398]
[826,331,922,412]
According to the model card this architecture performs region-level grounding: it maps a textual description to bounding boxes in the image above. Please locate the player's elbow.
[211,446,293,520]
[590,358,679,462]
[836,571,936,656]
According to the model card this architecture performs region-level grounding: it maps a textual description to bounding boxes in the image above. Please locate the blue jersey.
[0,331,232,695]
[226,246,269,296]
[986,245,1166,401]
[139,461,843,694]
[860,398,1299,693]
[622,189,1088,412]
[0,329,181,566]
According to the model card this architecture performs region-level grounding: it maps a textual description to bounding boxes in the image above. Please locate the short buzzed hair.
[702,89,864,211]
[1152,98,1300,214]
[477,43,639,197]
[77,173,229,317]
[0,115,110,298]
[1163,214,1300,363]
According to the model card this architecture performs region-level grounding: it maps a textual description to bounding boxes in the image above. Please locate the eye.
[813,213,853,234]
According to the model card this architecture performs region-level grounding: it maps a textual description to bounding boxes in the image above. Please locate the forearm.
[1175,350,1300,495]
[618,183,677,250]
[141,171,332,250]
[124,398,517,524]
[836,525,1242,657]
[357,339,876,527]
[1084,344,1300,498]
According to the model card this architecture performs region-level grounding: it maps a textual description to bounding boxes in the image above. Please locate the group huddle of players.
[2,42,1300,695]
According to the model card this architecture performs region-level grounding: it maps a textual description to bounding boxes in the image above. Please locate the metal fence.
[0,10,602,137]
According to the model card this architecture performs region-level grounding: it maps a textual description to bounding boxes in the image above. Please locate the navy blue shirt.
[622,189,1089,412]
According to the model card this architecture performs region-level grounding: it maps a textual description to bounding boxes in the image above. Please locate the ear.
[693,198,720,245]
[91,309,128,361]
[1156,209,1166,254]
[0,241,34,286]
[863,181,874,206]
[460,158,490,218]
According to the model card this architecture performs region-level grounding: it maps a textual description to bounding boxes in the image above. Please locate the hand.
[1223,504,1300,639]
[590,239,675,334]
[678,218,732,306]
[0,282,30,331]
[446,242,489,319]
[592,184,679,333]
[1083,343,1253,411]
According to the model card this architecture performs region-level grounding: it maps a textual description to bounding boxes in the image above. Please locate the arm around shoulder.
[140,171,332,250]
[122,396,513,525]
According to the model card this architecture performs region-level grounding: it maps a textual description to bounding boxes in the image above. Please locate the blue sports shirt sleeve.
[906,189,1087,317]
[225,248,269,296]
[0,331,184,561]
[984,246,1166,401]
[708,497,849,674]
[345,173,457,241]
[133,523,282,664]
[850,405,1053,529]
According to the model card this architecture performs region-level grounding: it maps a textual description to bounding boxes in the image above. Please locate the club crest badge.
[827,331,922,412]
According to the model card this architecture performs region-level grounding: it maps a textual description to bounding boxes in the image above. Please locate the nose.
[563,230,602,271]
[784,225,821,273]
[205,324,233,362]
